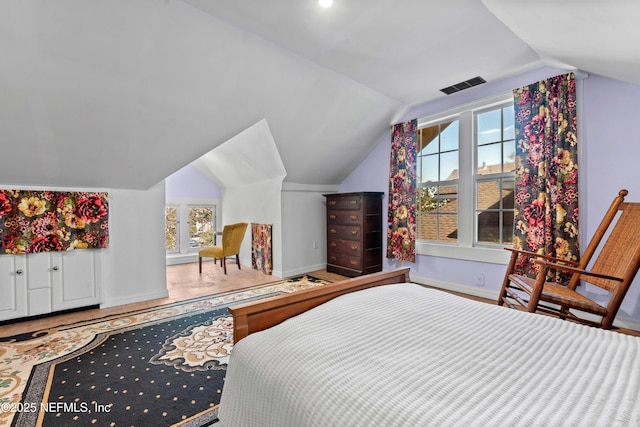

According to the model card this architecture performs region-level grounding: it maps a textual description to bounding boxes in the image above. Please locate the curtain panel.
[0,190,109,254]
[512,72,579,283]
[251,223,272,275]
[387,119,418,262]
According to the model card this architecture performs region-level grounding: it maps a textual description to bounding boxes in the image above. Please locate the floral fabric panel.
[0,190,109,254]
[387,119,417,262]
[512,73,579,283]
[251,223,272,275]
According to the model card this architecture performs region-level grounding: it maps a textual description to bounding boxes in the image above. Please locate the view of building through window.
[475,105,515,245]
[417,99,515,246]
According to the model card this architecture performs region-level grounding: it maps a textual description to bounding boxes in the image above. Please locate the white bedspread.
[218,283,640,426]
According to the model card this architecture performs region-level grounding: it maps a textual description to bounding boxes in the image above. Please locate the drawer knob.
[349,200,357,205]
[330,242,337,247]
[351,230,358,236]
[351,246,358,251]
[350,215,358,221]
[330,256,337,261]
[350,260,358,266]
[329,229,337,234]
[329,201,336,205]
[329,215,337,220]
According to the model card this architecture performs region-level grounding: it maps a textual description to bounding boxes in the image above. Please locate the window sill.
[416,241,511,265]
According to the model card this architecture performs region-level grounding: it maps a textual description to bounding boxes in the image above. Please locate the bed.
[218,269,640,426]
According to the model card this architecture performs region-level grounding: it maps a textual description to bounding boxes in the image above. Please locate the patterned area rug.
[0,275,329,427]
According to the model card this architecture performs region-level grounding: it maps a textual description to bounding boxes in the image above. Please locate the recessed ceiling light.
[319,0,333,8]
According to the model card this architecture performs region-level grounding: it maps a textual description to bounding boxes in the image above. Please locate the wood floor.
[0,261,346,338]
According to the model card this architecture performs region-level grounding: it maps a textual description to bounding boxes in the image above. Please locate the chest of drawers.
[324,192,384,277]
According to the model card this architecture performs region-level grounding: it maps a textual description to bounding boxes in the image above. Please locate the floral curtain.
[251,223,272,275]
[0,190,109,254]
[512,72,579,283]
[387,119,417,262]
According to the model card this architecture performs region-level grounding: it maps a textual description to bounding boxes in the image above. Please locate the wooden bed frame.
[229,268,411,343]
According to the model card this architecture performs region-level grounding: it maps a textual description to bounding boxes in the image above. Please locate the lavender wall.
[341,68,640,327]
[165,165,221,199]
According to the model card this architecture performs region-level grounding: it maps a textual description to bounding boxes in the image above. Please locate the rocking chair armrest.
[533,259,624,283]
[504,247,580,266]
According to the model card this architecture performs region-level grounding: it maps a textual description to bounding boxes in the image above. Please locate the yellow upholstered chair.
[198,222,248,275]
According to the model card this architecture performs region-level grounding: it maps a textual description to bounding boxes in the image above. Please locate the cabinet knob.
[16,269,23,275]
[350,215,358,221]
[351,230,359,236]
[52,266,59,271]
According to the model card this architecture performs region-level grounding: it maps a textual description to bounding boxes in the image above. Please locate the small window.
[165,206,179,252]
[188,206,216,249]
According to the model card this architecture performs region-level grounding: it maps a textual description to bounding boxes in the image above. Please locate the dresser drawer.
[327,224,361,240]
[326,196,361,210]
[327,211,362,225]
[327,252,361,270]
[328,239,362,256]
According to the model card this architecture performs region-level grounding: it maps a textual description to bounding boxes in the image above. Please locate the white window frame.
[416,93,513,265]
[165,198,220,255]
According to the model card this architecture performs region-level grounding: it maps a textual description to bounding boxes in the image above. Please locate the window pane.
[417,213,437,240]
[440,151,458,181]
[189,207,216,249]
[503,141,516,172]
[503,180,515,209]
[418,186,438,212]
[477,180,501,210]
[477,109,501,145]
[503,211,514,244]
[438,184,458,214]
[477,211,501,243]
[165,207,178,251]
[421,155,438,183]
[439,214,458,242]
[477,143,501,174]
[440,120,459,152]
[420,126,439,155]
[503,105,515,140]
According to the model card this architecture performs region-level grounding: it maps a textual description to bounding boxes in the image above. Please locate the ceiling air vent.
[440,76,487,95]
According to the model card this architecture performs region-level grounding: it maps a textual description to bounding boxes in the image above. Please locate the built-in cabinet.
[0,250,102,322]
[324,192,384,277]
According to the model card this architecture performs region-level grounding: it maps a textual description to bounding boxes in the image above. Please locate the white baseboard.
[100,289,170,309]
[280,263,329,279]
[411,273,499,301]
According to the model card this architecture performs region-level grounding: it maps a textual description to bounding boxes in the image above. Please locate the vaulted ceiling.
[1,0,638,190]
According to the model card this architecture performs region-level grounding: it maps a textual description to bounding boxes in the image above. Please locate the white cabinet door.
[0,256,27,321]
[51,250,102,311]
[25,252,53,316]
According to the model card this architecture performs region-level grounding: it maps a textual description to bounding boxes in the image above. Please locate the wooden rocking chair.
[498,189,640,329]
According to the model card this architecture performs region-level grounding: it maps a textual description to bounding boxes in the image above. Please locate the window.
[165,206,179,252]
[417,120,459,243]
[416,94,514,262]
[188,206,216,249]
[165,202,217,255]
[475,105,515,245]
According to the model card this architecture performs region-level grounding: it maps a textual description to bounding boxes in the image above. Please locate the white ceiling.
[1,0,638,190]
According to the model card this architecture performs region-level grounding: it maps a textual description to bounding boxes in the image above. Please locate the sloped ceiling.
[0,0,638,190]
